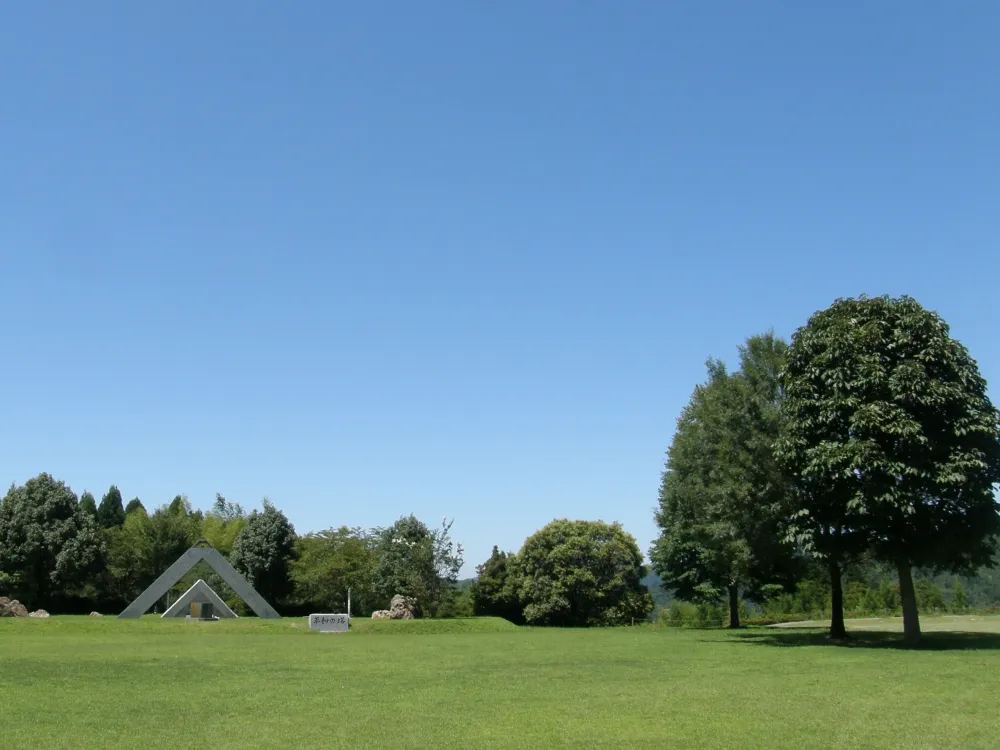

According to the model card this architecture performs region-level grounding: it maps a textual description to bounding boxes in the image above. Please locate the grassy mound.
[347,616,518,635]
[0,614,518,637]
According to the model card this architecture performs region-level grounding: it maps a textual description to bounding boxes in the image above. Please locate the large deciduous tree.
[291,526,377,614]
[230,499,297,605]
[371,515,464,617]
[778,295,1000,645]
[651,333,798,628]
[0,473,104,608]
[97,485,126,529]
[513,519,653,626]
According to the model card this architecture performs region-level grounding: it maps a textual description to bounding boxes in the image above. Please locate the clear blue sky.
[2,2,997,576]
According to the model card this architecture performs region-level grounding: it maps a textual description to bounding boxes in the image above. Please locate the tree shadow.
[724,628,1000,651]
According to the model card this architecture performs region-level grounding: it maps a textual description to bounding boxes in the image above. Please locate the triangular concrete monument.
[161,579,238,619]
[118,539,281,619]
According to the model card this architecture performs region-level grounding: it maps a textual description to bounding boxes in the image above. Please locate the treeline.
[0,474,464,617]
[0,475,655,626]
[659,559,999,628]
[651,295,1000,645]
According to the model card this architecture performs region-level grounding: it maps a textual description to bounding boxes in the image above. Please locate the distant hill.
[642,571,674,610]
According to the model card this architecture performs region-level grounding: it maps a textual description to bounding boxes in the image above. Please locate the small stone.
[89,612,103,617]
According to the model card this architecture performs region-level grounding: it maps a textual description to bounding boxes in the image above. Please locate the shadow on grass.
[725,629,1000,651]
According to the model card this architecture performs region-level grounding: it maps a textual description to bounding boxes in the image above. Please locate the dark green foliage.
[230,500,297,604]
[651,333,799,628]
[778,295,1000,644]
[96,485,126,529]
[431,583,474,618]
[470,546,524,623]
[102,505,157,605]
[370,515,464,617]
[79,492,98,520]
[951,580,968,611]
[0,474,104,608]
[512,519,653,626]
[125,498,145,516]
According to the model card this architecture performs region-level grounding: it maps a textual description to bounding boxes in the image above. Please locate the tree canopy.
[291,526,376,614]
[470,546,523,623]
[230,500,298,604]
[97,485,126,529]
[778,295,1000,644]
[371,515,464,616]
[651,333,798,627]
[0,473,104,607]
[513,519,652,626]
[79,492,98,520]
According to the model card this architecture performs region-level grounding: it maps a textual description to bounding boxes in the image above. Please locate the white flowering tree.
[371,514,464,617]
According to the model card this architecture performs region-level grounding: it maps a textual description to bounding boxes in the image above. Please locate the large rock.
[371,610,390,619]
[0,597,29,617]
[29,609,50,618]
[388,595,418,620]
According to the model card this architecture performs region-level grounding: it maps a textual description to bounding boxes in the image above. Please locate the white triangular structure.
[162,579,238,619]
[118,539,281,619]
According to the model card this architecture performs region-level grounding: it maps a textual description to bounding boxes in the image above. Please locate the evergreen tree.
[79,491,98,520]
[97,485,126,529]
[230,500,297,605]
[470,546,523,623]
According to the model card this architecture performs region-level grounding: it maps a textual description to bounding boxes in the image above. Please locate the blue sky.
[2,2,997,575]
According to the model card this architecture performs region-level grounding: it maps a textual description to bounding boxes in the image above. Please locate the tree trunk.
[896,558,921,647]
[727,584,740,629]
[828,559,846,639]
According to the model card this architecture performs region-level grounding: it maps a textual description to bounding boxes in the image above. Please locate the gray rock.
[388,594,418,620]
[0,597,29,617]
[89,612,103,617]
[371,610,390,619]
[29,609,50,618]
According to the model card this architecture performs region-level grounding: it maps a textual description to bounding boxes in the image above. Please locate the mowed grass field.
[3,616,1000,749]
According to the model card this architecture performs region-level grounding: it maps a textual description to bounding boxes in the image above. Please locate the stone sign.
[309,613,350,633]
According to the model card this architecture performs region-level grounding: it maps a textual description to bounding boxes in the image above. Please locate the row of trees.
[0,474,652,626]
[469,519,653,627]
[0,475,464,617]
[651,295,1000,645]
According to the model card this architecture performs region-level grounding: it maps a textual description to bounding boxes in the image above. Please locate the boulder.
[89,612,103,617]
[371,610,390,619]
[388,594,418,620]
[0,597,29,617]
[29,609,50,618]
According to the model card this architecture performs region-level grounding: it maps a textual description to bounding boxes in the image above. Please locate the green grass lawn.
[3,616,1000,749]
